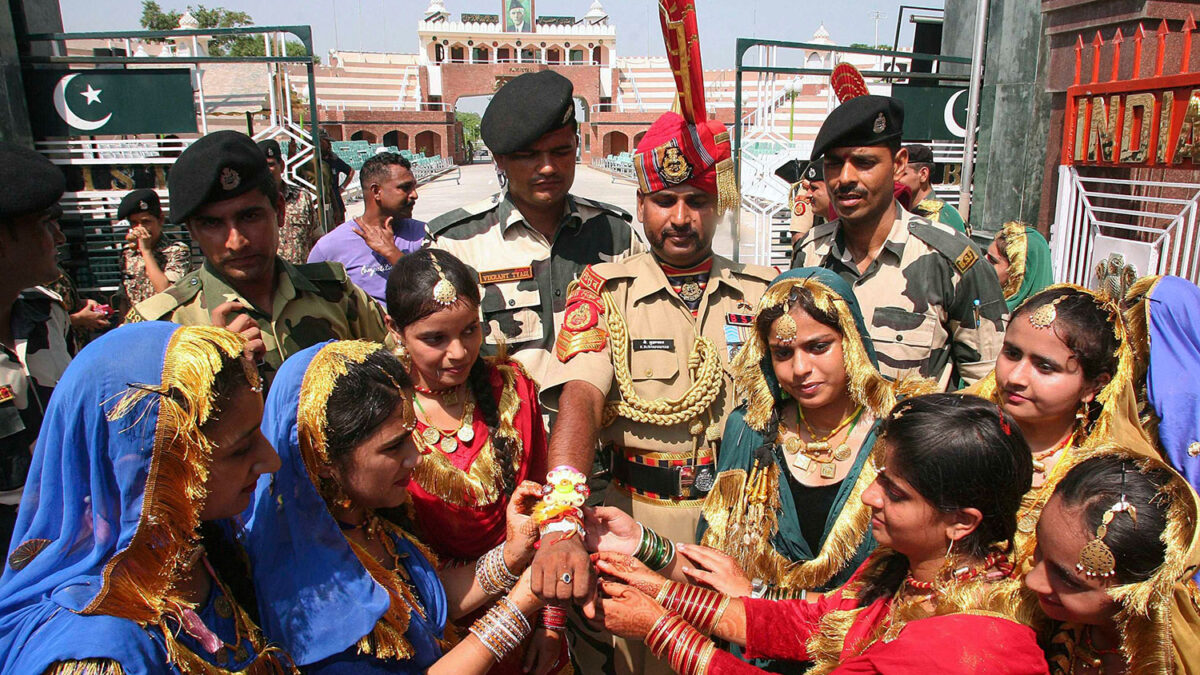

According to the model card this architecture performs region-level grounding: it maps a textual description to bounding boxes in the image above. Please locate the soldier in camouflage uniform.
[128,131,387,390]
[0,142,72,549]
[898,143,968,235]
[259,139,321,265]
[426,71,644,389]
[117,189,192,306]
[793,97,1006,389]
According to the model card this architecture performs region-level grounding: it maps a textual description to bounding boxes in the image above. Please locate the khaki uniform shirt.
[122,237,192,306]
[1,287,71,500]
[127,259,387,388]
[278,184,321,265]
[543,252,776,455]
[427,192,645,388]
[792,204,1006,389]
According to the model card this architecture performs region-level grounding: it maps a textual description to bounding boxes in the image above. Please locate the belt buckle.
[677,465,695,497]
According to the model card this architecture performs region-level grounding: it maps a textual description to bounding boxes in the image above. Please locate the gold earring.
[394,342,412,369]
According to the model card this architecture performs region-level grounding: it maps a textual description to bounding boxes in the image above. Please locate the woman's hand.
[592,551,666,597]
[506,565,544,615]
[677,544,753,598]
[583,505,641,555]
[597,580,667,641]
[522,626,565,675]
[505,481,543,571]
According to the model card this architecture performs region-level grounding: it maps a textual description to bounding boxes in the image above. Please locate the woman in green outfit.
[987,221,1055,312]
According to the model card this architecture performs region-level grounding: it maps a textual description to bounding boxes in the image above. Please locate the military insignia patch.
[654,140,694,185]
[0,385,13,404]
[725,313,756,359]
[954,246,980,274]
[220,167,241,191]
[563,301,600,333]
[873,113,887,134]
[555,327,607,362]
[577,266,608,296]
[479,266,534,285]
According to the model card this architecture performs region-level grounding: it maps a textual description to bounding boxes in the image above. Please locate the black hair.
[1012,287,1120,385]
[859,393,1033,604]
[360,152,414,192]
[886,138,903,154]
[384,249,519,494]
[1052,455,1171,584]
[323,348,413,464]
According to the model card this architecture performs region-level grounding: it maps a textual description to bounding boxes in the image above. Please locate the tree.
[456,111,481,143]
[138,1,315,61]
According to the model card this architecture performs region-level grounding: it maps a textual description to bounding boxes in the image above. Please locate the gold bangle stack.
[469,597,531,661]
[475,542,519,596]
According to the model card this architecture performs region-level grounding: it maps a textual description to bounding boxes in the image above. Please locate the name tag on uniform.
[0,385,14,404]
[479,267,534,285]
[632,338,674,352]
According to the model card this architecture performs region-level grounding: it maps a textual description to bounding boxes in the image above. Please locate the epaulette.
[130,271,203,320]
[908,218,982,275]
[798,219,839,248]
[916,198,946,212]
[573,195,633,223]
[294,261,348,283]
[427,194,503,237]
[731,262,779,283]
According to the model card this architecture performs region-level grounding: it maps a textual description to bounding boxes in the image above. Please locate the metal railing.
[590,155,637,183]
[1051,166,1200,286]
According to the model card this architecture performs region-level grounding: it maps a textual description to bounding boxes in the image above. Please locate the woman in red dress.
[595,393,1050,675]
[385,249,564,674]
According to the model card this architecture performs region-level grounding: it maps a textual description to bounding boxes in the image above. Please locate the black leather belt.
[610,448,716,501]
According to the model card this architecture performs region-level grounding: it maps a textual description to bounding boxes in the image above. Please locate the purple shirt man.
[307,217,425,303]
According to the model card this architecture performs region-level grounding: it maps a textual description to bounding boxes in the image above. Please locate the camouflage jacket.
[122,236,192,306]
[1,287,72,496]
[127,258,388,389]
[912,198,968,235]
[278,183,321,265]
[427,192,646,388]
[792,204,1006,389]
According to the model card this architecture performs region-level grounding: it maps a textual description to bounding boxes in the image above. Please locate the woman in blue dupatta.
[1124,275,1200,488]
[0,322,288,675]
[987,222,1055,312]
[245,340,545,674]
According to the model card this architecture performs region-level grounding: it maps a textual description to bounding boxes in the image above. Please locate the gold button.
[644,368,653,377]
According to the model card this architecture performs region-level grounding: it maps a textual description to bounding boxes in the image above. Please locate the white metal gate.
[1051,166,1200,287]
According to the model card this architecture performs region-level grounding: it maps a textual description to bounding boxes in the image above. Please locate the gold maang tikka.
[1029,295,1067,330]
[430,255,458,306]
[775,303,798,344]
[1076,466,1137,579]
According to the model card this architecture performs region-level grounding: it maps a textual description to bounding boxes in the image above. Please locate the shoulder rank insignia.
[556,280,608,363]
[577,266,608,296]
[954,246,980,274]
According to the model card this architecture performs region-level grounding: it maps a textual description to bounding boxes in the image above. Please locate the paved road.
[347,162,747,260]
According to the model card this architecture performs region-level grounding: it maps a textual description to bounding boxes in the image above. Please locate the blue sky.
[57,0,941,69]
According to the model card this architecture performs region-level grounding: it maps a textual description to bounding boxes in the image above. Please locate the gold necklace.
[779,405,864,478]
[414,394,476,454]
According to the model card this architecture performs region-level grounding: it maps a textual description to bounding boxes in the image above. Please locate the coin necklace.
[779,404,864,479]
[413,391,475,455]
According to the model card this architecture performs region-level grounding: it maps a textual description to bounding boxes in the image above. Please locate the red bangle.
[541,604,568,631]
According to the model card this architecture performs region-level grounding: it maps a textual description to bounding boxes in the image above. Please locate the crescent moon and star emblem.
[944,89,968,139]
[53,73,113,132]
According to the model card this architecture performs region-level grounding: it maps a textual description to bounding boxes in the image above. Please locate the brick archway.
[383,130,409,150]
[351,130,377,143]
[414,130,441,156]
[604,131,629,156]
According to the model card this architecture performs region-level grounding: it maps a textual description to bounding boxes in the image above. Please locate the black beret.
[257,138,282,161]
[168,131,272,223]
[0,141,65,219]
[803,160,824,183]
[811,95,904,161]
[481,71,576,155]
[905,144,935,165]
[773,159,804,185]
[117,189,161,220]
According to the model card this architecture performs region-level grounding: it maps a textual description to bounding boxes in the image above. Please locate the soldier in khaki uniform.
[898,143,969,235]
[427,71,644,389]
[0,142,72,550]
[792,97,1006,389]
[529,9,775,672]
[128,131,387,389]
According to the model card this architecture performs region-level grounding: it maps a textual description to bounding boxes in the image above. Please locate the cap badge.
[220,167,241,191]
[655,140,693,185]
[873,113,887,134]
[138,200,148,210]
